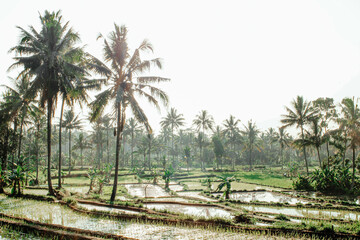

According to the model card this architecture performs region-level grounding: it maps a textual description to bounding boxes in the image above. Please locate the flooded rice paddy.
[144,202,234,219]
[242,205,360,221]
[124,184,169,198]
[0,196,250,239]
[213,191,308,205]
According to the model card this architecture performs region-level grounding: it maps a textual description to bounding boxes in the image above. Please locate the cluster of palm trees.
[0,10,168,201]
[1,10,360,200]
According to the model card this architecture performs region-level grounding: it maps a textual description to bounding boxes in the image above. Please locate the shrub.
[293,176,314,191]
[275,214,290,221]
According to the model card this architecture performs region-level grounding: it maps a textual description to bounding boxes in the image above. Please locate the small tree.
[9,165,25,196]
[162,167,174,191]
[184,146,191,172]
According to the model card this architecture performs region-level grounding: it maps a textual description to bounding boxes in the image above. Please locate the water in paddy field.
[242,205,360,221]
[77,203,141,215]
[212,191,308,204]
[144,203,234,219]
[125,184,170,198]
[0,195,258,239]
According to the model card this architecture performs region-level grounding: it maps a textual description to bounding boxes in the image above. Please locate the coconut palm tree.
[223,115,241,170]
[9,11,90,195]
[272,127,290,169]
[241,120,261,171]
[1,76,37,159]
[90,24,169,202]
[339,97,360,187]
[281,96,316,175]
[62,109,82,176]
[160,108,185,167]
[193,110,214,171]
[127,118,143,168]
[73,132,92,169]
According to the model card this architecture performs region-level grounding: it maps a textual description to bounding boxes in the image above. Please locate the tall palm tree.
[9,11,90,196]
[90,25,169,202]
[281,96,316,175]
[339,97,360,187]
[62,109,82,176]
[127,118,143,168]
[299,117,325,168]
[1,76,37,159]
[193,110,214,171]
[241,120,261,171]
[223,115,241,170]
[102,114,114,165]
[160,108,185,167]
[272,127,290,169]
[73,132,92,169]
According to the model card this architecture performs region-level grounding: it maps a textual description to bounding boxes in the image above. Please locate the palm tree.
[9,11,90,196]
[281,96,316,175]
[90,25,169,202]
[160,108,185,167]
[223,115,241,170]
[102,114,114,165]
[193,110,214,171]
[62,109,82,176]
[300,117,325,168]
[272,127,290,169]
[241,120,261,171]
[127,118,143,168]
[1,76,37,159]
[73,133,92,169]
[339,97,360,187]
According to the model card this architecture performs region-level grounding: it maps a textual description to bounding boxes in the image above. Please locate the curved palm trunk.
[47,100,54,196]
[35,123,39,184]
[58,97,65,188]
[280,145,284,170]
[300,126,309,175]
[110,104,123,202]
[12,119,18,166]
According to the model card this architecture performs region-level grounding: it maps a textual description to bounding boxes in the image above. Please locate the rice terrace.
[2,1,360,239]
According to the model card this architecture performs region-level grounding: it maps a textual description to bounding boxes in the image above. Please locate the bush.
[275,214,290,221]
[293,176,314,191]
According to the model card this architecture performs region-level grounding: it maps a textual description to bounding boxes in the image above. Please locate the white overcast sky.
[1,0,360,133]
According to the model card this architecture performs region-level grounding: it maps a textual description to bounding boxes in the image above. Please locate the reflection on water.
[242,205,360,221]
[0,196,247,239]
[213,191,308,205]
[77,203,141,215]
[144,203,233,219]
[125,184,169,198]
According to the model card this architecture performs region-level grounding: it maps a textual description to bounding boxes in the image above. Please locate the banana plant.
[162,167,174,191]
[216,175,235,200]
[9,165,25,196]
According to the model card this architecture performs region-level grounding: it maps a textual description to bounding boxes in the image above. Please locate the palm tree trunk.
[249,147,252,171]
[80,148,83,168]
[17,117,25,159]
[47,100,54,196]
[68,129,71,176]
[122,135,125,167]
[316,146,322,168]
[12,119,18,166]
[352,147,356,189]
[281,145,284,170]
[107,129,110,165]
[148,136,151,171]
[110,104,123,202]
[58,97,65,188]
[35,123,39,184]
[131,132,134,168]
[301,126,309,175]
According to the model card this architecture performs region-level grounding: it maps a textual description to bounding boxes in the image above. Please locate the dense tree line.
[1,10,360,199]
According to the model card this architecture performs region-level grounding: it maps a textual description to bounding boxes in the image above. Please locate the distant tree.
[272,127,290,169]
[193,110,214,171]
[212,136,225,169]
[241,120,261,171]
[223,115,241,170]
[160,108,185,167]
